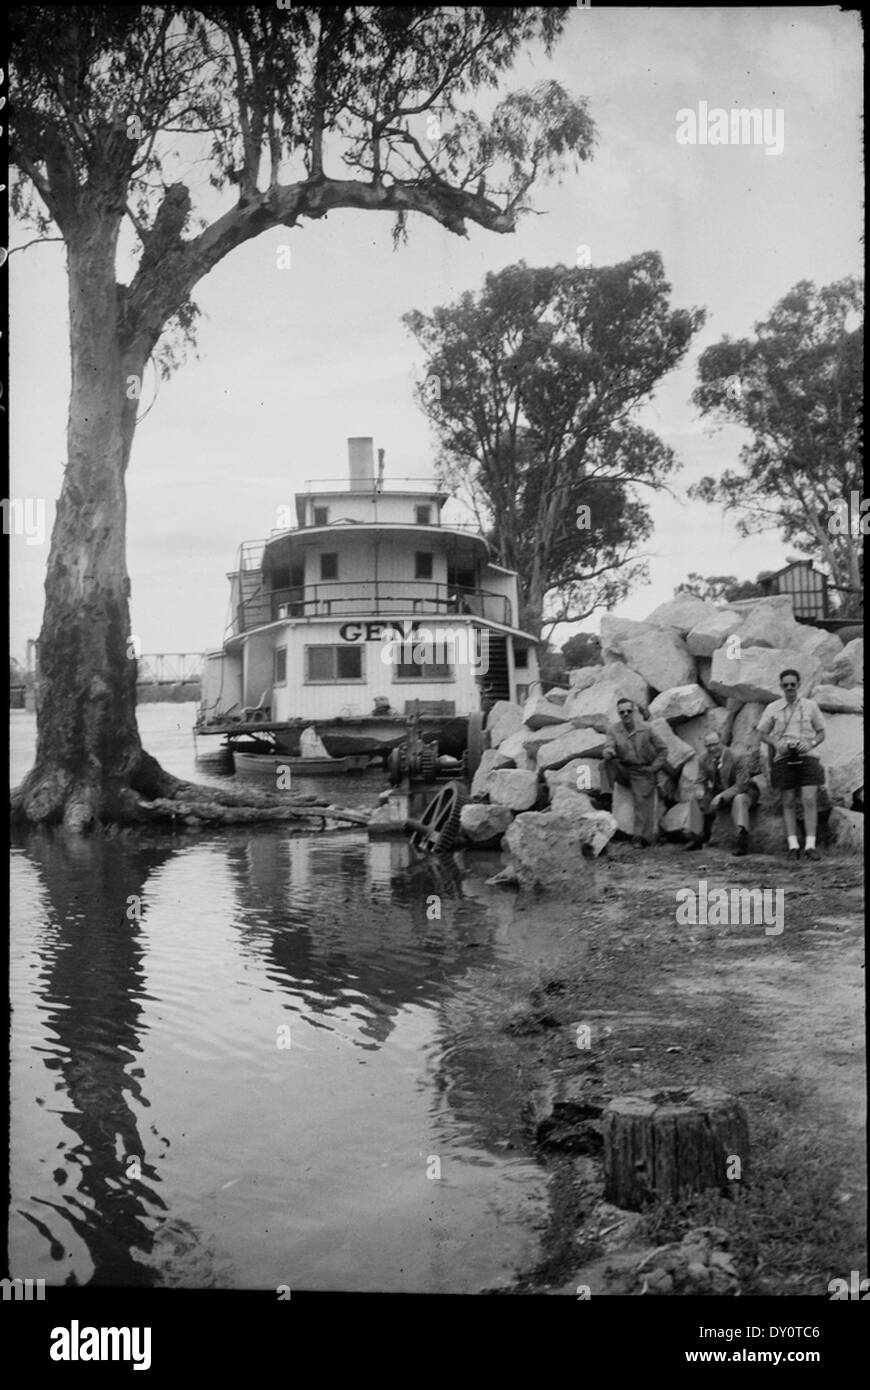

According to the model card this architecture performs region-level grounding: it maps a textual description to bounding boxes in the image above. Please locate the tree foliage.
[690,277,863,612]
[675,572,768,606]
[560,631,601,668]
[404,253,705,637]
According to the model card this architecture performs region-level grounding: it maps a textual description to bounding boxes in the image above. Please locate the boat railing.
[230,581,513,633]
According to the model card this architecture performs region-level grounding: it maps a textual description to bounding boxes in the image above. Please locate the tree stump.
[602,1087,749,1211]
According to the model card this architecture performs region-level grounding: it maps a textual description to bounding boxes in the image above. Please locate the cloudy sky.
[9,5,863,663]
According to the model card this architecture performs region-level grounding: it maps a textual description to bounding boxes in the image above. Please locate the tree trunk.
[602,1087,750,1211]
[12,216,170,830]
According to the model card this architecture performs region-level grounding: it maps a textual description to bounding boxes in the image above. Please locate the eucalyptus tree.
[9,4,594,827]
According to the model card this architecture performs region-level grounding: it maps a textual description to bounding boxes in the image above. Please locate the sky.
[8,5,863,664]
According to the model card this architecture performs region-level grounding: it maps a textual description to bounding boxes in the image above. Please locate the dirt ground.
[462,837,866,1296]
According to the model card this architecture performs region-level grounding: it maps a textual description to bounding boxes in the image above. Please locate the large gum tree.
[9,4,595,829]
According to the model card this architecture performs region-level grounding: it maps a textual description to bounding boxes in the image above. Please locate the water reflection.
[11,822,544,1290]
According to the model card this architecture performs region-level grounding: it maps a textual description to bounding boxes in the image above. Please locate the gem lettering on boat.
[49,1322,152,1371]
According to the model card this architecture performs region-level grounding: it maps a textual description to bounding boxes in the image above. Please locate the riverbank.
[455,837,865,1296]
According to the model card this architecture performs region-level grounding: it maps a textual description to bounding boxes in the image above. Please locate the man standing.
[757,669,827,860]
[602,698,669,846]
[685,730,760,856]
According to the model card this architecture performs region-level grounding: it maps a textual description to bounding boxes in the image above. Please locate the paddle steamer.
[195,438,540,777]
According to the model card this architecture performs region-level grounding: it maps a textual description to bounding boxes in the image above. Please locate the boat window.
[274,647,287,685]
[320,552,338,580]
[514,647,529,668]
[313,506,329,526]
[414,552,434,580]
[415,505,432,525]
[390,640,454,681]
[305,645,364,682]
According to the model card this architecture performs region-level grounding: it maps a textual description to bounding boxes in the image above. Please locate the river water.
[9,704,550,1291]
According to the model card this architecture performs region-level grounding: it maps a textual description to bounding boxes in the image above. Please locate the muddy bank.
[454,839,865,1295]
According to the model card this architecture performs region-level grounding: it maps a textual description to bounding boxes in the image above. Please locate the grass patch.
[637,1077,856,1295]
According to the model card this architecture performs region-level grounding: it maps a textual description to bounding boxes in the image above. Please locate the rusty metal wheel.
[407,780,466,854]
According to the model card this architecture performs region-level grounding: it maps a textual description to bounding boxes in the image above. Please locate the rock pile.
[460,596,863,887]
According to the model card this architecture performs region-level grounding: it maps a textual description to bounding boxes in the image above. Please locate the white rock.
[536,726,608,771]
[826,806,864,855]
[649,717,696,771]
[543,687,570,705]
[737,603,804,651]
[686,609,744,658]
[797,627,844,666]
[727,593,796,614]
[496,730,537,768]
[661,802,693,834]
[817,712,864,805]
[523,695,572,729]
[544,758,603,794]
[679,707,732,757]
[488,768,541,812]
[548,789,618,855]
[728,702,766,754]
[707,646,822,703]
[645,595,720,635]
[599,616,646,659]
[677,757,701,803]
[460,803,514,845]
[501,812,599,893]
[648,684,715,723]
[564,666,650,732]
[567,664,604,692]
[611,782,636,835]
[822,638,863,688]
[470,747,513,798]
[812,684,863,714]
[485,700,524,748]
[521,722,575,752]
[613,627,696,694]
[842,638,863,684]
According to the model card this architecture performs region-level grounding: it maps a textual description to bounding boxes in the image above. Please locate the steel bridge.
[137,653,204,685]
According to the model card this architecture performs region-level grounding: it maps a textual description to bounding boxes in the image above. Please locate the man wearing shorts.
[757,669,826,861]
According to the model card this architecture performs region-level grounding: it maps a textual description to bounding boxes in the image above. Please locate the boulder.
[729,701,766,755]
[488,768,541,812]
[727,593,796,614]
[737,602,803,651]
[686,609,744,658]
[707,646,822,703]
[544,686,570,706]
[548,789,618,855]
[564,666,650,732]
[501,812,599,893]
[599,616,647,659]
[661,801,693,835]
[797,627,844,667]
[521,722,575,753]
[611,782,638,835]
[470,747,513,799]
[649,717,696,772]
[496,730,538,769]
[523,695,572,729]
[677,757,701,803]
[486,701,524,748]
[812,684,863,714]
[536,726,609,771]
[544,758,603,794]
[460,802,514,847]
[568,663,604,692]
[826,806,864,855]
[822,638,863,689]
[648,683,715,723]
[645,595,720,636]
[817,713,864,805]
[679,707,732,757]
[613,627,696,694]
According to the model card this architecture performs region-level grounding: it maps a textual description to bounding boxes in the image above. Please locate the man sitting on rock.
[757,668,827,861]
[685,730,760,856]
[602,698,669,847]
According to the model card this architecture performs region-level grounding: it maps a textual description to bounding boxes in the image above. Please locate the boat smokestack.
[348,437,374,491]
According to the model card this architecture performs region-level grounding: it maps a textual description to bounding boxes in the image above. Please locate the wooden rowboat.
[232,750,370,777]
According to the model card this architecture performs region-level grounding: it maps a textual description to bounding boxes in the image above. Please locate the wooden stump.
[602,1087,749,1211]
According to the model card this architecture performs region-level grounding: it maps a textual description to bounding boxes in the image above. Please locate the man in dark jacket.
[601,698,669,846]
[686,730,761,855]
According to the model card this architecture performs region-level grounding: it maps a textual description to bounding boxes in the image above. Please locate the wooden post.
[602,1087,749,1211]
